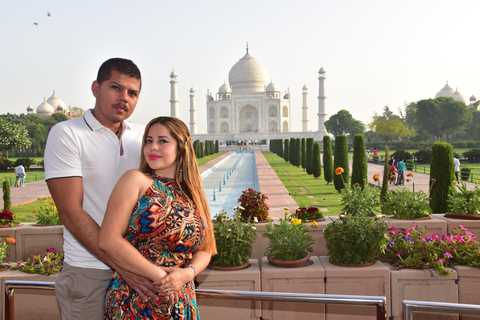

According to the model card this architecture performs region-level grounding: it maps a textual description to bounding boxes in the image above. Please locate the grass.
[197,152,225,167]
[262,151,344,216]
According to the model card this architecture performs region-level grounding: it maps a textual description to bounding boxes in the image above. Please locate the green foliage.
[368,111,412,146]
[340,181,381,216]
[391,149,413,161]
[34,197,62,225]
[463,148,480,163]
[430,143,455,213]
[405,159,414,170]
[306,138,313,175]
[0,158,13,171]
[447,181,480,215]
[0,118,32,158]
[312,142,321,179]
[290,207,324,222]
[296,138,301,168]
[264,212,314,261]
[324,109,357,136]
[237,188,269,222]
[289,138,295,165]
[383,188,431,219]
[324,214,388,265]
[323,136,333,184]
[460,167,471,181]
[13,158,36,169]
[0,210,18,226]
[351,134,367,188]
[301,138,306,170]
[333,135,349,192]
[9,247,63,275]
[380,147,390,206]
[209,209,257,267]
[284,139,289,162]
[0,238,15,264]
[2,180,11,211]
[277,139,283,157]
[413,147,431,164]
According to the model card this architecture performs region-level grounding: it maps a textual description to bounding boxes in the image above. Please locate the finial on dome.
[246,42,249,54]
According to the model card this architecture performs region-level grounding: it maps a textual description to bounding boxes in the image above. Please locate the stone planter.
[305,218,330,256]
[453,265,480,320]
[320,257,391,319]
[261,255,325,320]
[0,269,60,320]
[386,215,447,237]
[0,227,17,263]
[433,214,480,238]
[250,220,271,262]
[389,264,458,320]
[196,259,261,320]
[14,224,63,261]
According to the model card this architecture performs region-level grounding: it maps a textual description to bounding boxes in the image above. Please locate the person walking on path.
[44,58,159,320]
[16,164,25,187]
[396,159,405,186]
[454,156,461,184]
[388,156,395,167]
[14,165,20,187]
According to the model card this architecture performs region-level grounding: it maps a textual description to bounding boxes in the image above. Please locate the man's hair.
[96,58,141,87]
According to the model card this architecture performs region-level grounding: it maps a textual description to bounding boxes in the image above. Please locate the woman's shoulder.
[120,169,153,184]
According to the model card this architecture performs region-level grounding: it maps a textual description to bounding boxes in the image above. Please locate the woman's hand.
[154,266,195,305]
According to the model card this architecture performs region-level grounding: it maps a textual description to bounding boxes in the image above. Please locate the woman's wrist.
[187,264,196,280]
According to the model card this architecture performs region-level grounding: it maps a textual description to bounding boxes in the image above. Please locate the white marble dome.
[37,99,54,119]
[47,91,67,111]
[228,52,268,93]
[435,82,455,99]
[266,81,279,92]
[218,82,231,94]
[451,89,466,104]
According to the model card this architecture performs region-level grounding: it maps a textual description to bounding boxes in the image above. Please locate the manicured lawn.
[10,197,46,223]
[197,152,225,167]
[262,151,344,216]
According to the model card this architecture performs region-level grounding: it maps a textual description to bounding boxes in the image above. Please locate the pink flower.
[436,259,445,263]
[394,252,402,258]
[444,251,453,259]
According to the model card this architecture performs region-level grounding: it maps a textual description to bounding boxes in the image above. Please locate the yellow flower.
[452,180,456,184]
[291,218,301,226]
[266,217,272,222]
[475,181,478,185]
[52,206,57,212]
[6,238,15,244]
[310,221,318,227]
[335,167,344,175]
[40,206,44,209]
[283,207,290,211]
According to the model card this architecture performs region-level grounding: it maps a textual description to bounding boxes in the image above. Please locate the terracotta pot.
[444,213,480,220]
[0,266,7,272]
[390,215,431,220]
[329,261,375,268]
[0,223,22,228]
[32,224,63,227]
[267,253,310,268]
[207,261,250,271]
[303,217,325,223]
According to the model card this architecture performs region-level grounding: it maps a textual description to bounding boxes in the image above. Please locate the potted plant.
[383,187,431,220]
[9,247,63,275]
[33,196,62,226]
[237,188,269,223]
[0,209,20,227]
[324,213,389,266]
[446,181,480,219]
[339,175,381,217]
[208,207,257,270]
[290,206,324,223]
[0,237,15,270]
[264,210,315,268]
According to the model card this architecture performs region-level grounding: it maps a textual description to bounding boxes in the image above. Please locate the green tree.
[430,143,455,213]
[415,97,472,141]
[301,138,306,170]
[351,134,367,188]
[369,109,412,146]
[31,123,48,154]
[295,138,301,168]
[323,136,333,185]
[306,138,313,175]
[289,138,295,165]
[324,110,355,136]
[313,142,321,179]
[0,118,32,158]
[346,119,366,136]
[333,135,349,192]
[284,139,289,162]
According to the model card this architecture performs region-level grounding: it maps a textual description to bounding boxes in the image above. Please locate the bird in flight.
[47,12,51,17]
[33,22,38,26]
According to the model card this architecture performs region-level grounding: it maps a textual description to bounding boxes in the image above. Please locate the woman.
[99,116,216,319]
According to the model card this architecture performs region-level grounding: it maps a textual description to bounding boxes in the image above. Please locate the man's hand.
[117,268,159,301]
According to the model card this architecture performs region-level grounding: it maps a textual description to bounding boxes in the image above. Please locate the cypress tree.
[333,134,349,192]
[289,138,295,165]
[301,138,306,170]
[313,142,321,179]
[277,139,283,158]
[3,180,11,211]
[296,138,301,167]
[351,134,367,188]
[284,139,289,162]
[380,147,390,209]
[323,135,333,185]
[430,142,455,213]
[215,140,219,153]
[306,138,314,175]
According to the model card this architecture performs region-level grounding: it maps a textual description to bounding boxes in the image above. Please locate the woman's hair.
[139,116,216,255]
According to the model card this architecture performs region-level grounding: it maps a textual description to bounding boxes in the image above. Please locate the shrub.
[391,150,413,161]
[34,197,62,225]
[405,159,414,170]
[296,138,301,168]
[312,142,321,179]
[0,158,13,172]
[333,135,349,192]
[461,168,471,181]
[237,188,269,222]
[467,141,476,148]
[447,181,480,215]
[464,148,480,163]
[14,158,36,170]
[383,188,431,219]
[430,142,455,213]
[351,134,367,189]
[323,136,333,185]
[414,148,431,164]
[306,138,314,175]
[284,139,289,162]
[3,180,11,211]
[289,138,295,165]
[380,147,390,207]
[340,180,381,216]
[301,138,306,170]
[372,156,379,163]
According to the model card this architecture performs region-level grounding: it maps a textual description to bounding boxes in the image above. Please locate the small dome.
[435,82,455,99]
[47,91,67,111]
[27,104,33,111]
[302,84,308,91]
[470,95,476,102]
[189,87,195,93]
[37,99,54,119]
[266,81,279,92]
[57,105,64,111]
[170,70,177,77]
[451,89,466,104]
[228,52,268,93]
[218,82,231,93]
[319,66,326,74]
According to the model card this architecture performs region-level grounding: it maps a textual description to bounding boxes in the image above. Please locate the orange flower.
[335,167,344,175]
[431,178,436,182]
[373,174,381,181]
[406,179,411,182]
[406,173,414,178]
[6,238,15,244]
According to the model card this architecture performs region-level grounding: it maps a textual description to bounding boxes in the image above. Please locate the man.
[388,156,395,167]
[454,156,461,184]
[16,164,25,187]
[44,58,157,319]
[14,165,20,187]
[396,158,405,186]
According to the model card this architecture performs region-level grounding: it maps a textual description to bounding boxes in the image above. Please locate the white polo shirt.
[44,109,145,269]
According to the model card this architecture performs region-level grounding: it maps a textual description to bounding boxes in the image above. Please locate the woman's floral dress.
[104,176,205,319]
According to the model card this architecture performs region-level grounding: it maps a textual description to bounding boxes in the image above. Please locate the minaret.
[317,66,327,135]
[189,87,197,134]
[169,70,179,118]
[302,84,309,132]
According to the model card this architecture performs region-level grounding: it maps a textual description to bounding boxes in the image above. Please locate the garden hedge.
[323,135,333,185]
[351,134,367,188]
[430,142,454,213]
[334,135,349,192]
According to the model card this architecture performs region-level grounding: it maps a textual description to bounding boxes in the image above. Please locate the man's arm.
[47,177,158,301]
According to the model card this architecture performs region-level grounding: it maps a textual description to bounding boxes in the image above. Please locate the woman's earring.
[179,168,183,182]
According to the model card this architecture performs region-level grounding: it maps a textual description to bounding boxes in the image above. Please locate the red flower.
[0,210,14,220]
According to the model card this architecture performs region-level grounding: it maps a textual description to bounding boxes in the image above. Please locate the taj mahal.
[170,47,328,143]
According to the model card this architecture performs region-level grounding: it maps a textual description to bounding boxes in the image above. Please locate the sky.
[1,0,479,134]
